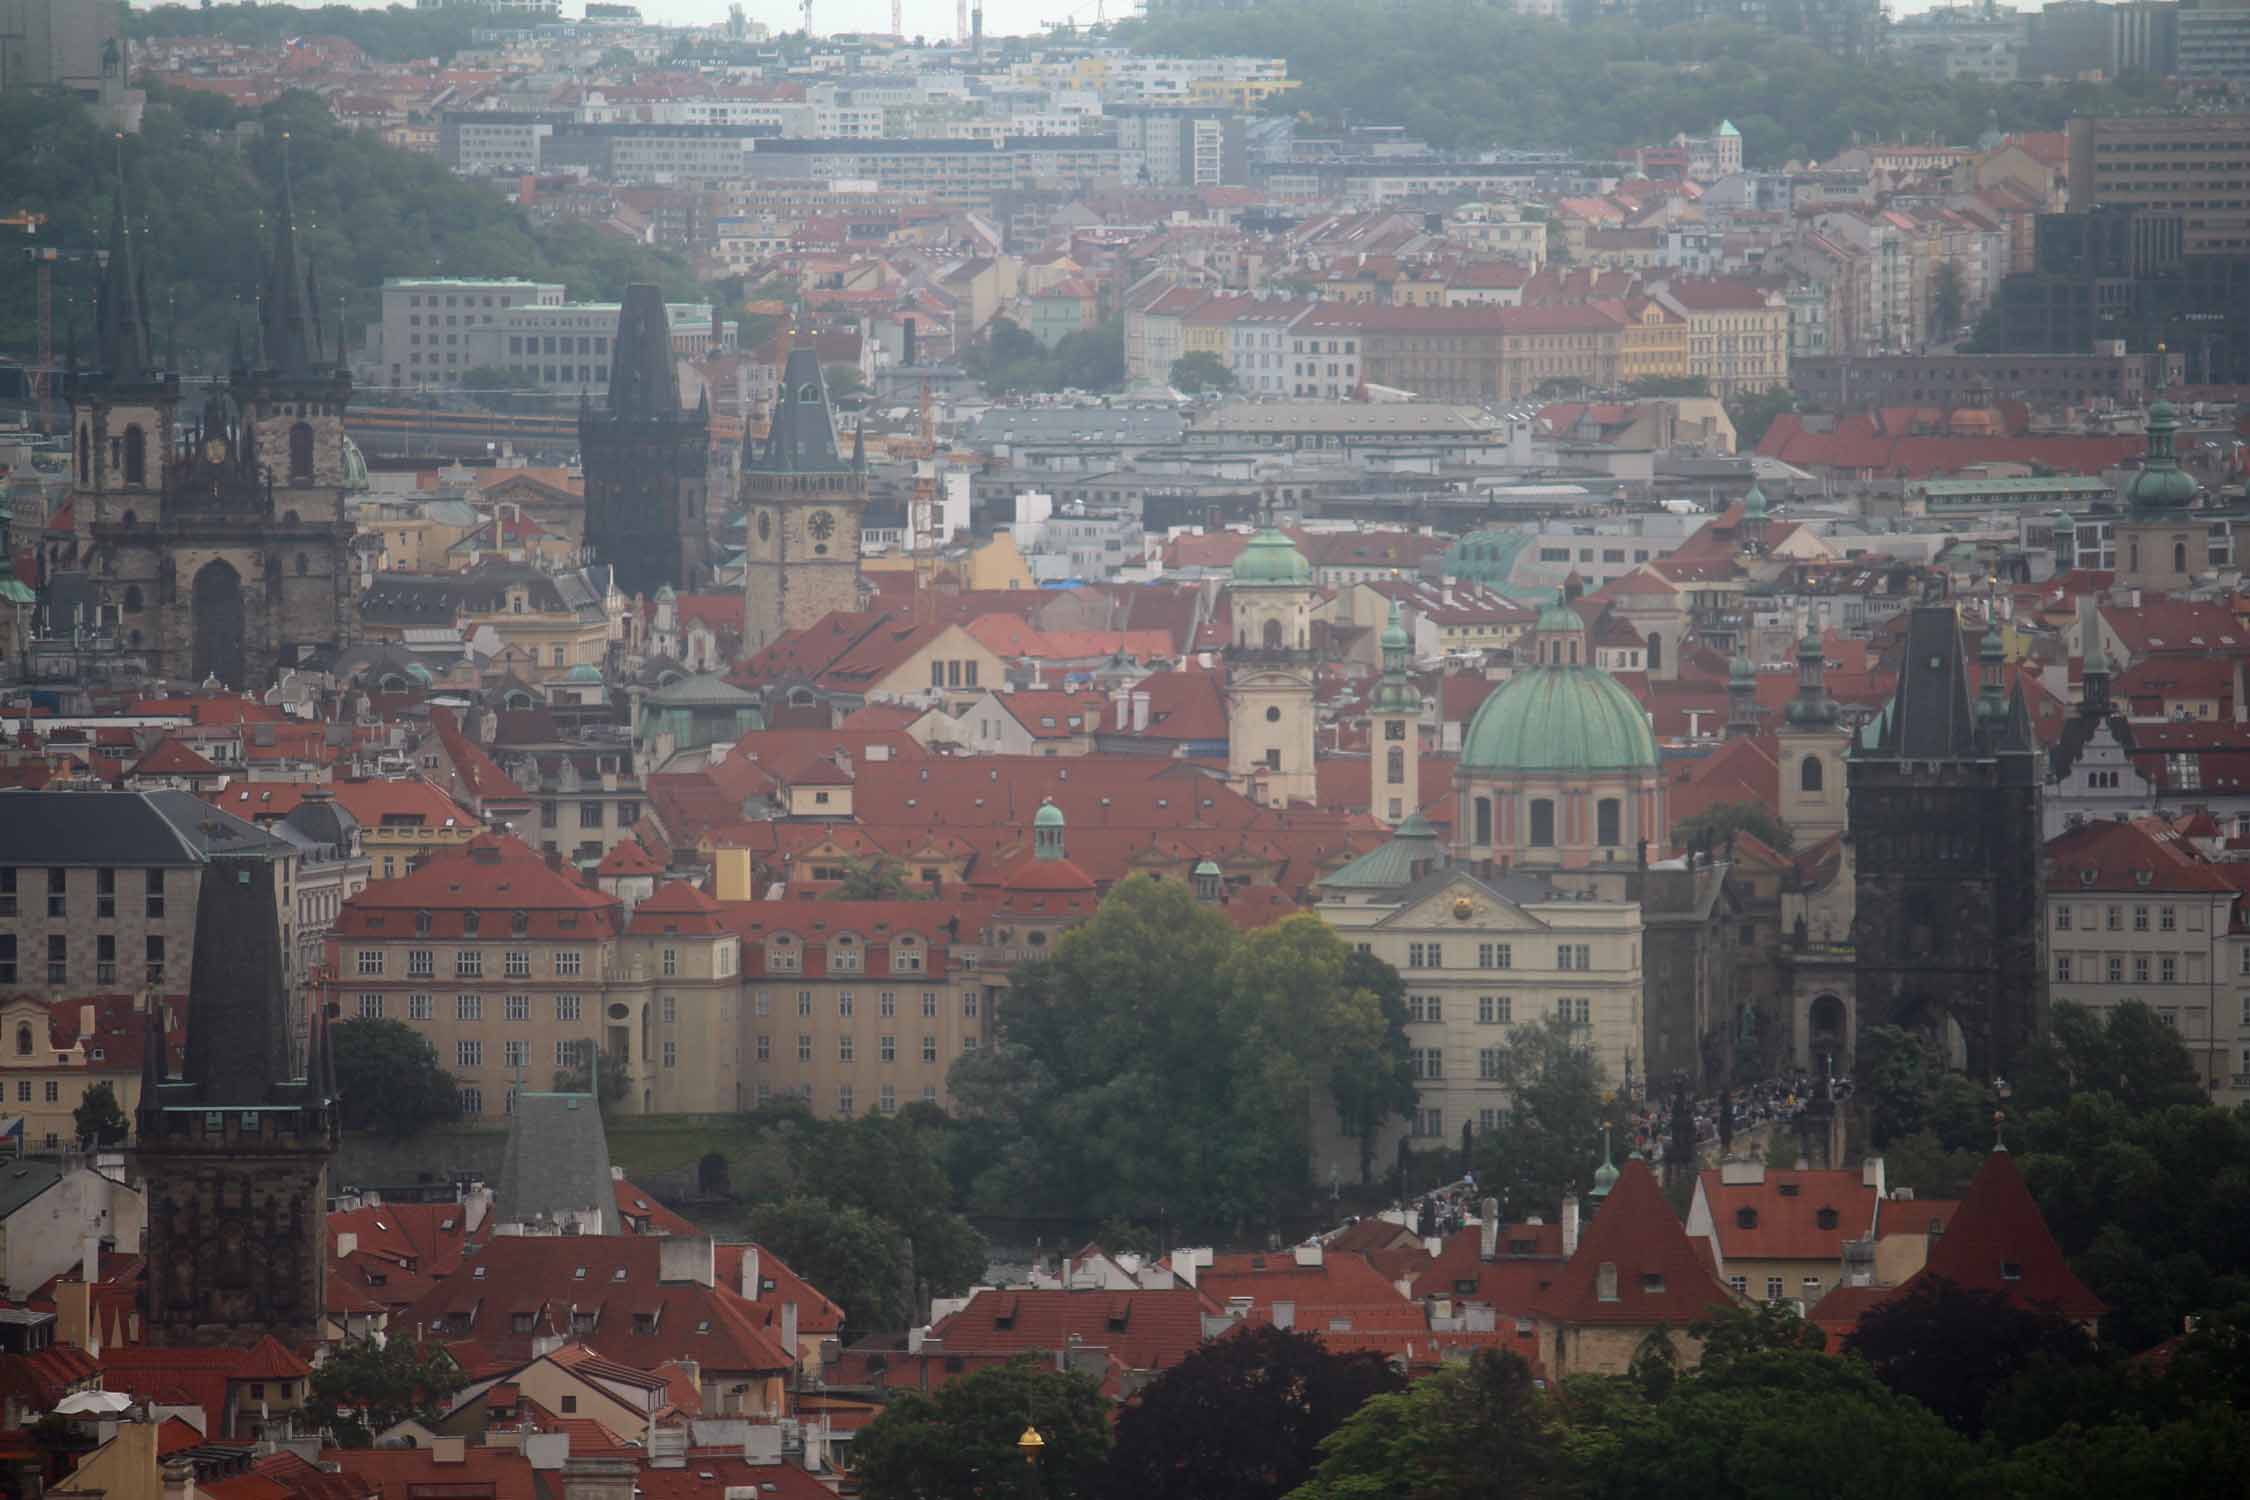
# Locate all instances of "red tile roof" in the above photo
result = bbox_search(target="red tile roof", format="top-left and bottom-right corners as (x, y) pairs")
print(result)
(333, 833), (619, 941)
(925, 1287), (1210, 1373)
(1904, 1150), (2104, 1321)
(1538, 1159), (1737, 1327)
(326, 1445), (538, 1500)
(1694, 1168), (1880, 1263)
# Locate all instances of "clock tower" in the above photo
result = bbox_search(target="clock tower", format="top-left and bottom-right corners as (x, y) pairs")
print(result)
(741, 348), (866, 653)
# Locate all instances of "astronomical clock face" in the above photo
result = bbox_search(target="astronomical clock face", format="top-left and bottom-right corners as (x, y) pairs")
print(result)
(808, 510), (837, 543)
(205, 436), (229, 464)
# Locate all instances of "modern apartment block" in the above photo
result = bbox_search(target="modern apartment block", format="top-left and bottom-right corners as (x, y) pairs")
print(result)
(2066, 113), (2250, 255)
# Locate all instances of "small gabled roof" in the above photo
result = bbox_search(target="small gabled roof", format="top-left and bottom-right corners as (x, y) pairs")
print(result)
(1539, 1159), (1736, 1327)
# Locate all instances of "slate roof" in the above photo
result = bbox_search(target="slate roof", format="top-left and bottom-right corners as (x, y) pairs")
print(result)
(0, 790), (282, 866)
(495, 1091), (620, 1234)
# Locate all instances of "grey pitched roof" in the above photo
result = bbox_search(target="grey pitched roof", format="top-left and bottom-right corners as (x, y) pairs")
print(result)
(0, 1161), (65, 1220)
(967, 406), (1185, 446)
(0, 790), (281, 866)
(1862, 606), (1977, 761)
(494, 1091), (619, 1234)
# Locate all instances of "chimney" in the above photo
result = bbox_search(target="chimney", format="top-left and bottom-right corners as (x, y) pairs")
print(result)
(1132, 690), (1150, 733)
(1291, 1242), (1323, 1268)
(1861, 1156), (1886, 1199)
(431, 1437), (468, 1466)
(81, 1233), (100, 1285)
(1272, 1300), (1295, 1330)
(780, 1300), (799, 1358)
(1561, 1194), (1581, 1259)
(334, 1231), (357, 1261)
(524, 1434), (569, 1471)
(1479, 1197), (1499, 1262)
(161, 1460), (195, 1500)
(1112, 686), (1130, 730)
(659, 1236), (715, 1288)
(739, 1245), (762, 1299)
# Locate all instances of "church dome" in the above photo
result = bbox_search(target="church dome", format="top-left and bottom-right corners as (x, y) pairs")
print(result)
(2126, 399), (2198, 514)
(1231, 527), (1310, 586)
(1461, 664), (1658, 774)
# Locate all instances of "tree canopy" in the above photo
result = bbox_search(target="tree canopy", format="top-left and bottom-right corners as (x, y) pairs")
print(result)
(1468, 1016), (1618, 1222)
(0, 87), (697, 368)
(312, 1338), (464, 1448)
(1126, 3), (2171, 164)
(1169, 350), (1237, 394)
(73, 1082), (128, 1149)
(947, 880), (1402, 1235)
(332, 1018), (458, 1140)
(852, 1356), (1110, 1500)
(1109, 1326), (1403, 1500)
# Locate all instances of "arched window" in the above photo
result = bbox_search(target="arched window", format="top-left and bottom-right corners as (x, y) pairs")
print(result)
(1474, 796), (1493, 846)
(123, 585), (143, 612)
(289, 422), (315, 483)
(1801, 755), (1824, 792)
(2175, 541), (2188, 575)
(1646, 632), (1663, 672)
(1262, 617), (1284, 649)
(13, 1024), (31, 1056)
(1529, 798), (1556, 847)
(77, 425), (89, 482)
(295, 553), (309, 576)
(1596, 798), (1621, 846)
(123, 425), (146, 487)
(1387, 745), (1405, 785)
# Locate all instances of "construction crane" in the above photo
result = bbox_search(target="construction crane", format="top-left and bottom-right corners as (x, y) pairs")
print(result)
(905, 381), (941, 622)
(800, 0), (813, 37)
(957, 0), (968, 45)
(892, 0), (902, 38)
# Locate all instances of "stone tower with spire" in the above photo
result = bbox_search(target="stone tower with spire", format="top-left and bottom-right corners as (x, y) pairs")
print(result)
(84, 137), (356, 688)
(579, 285), (710, 597)
(1848, 604), (2045, 1081)
(1369, 600), (1421, 825)
(740, 348), (866, 653)
(133, 853), (338, 1347)
(1775, 614), (1849, 844)
(1224, 527), (1319, 808)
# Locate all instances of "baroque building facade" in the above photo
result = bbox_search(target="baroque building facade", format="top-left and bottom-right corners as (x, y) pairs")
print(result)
(579, 285), (710, 597)
(76, 165), (355, 689)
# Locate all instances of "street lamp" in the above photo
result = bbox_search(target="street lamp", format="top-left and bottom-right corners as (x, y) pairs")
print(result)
(1017, 1425), (1045, 1500)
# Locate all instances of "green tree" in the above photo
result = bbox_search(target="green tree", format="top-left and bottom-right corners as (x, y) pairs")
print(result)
(823, 856), (925, 900)
(955, 880), (1383, 1234)
(1110, 1326), (1403, 1500)
(1287, 1349), (1560, 1500)
(1469, 1017), (1614, 1223)
(1845, 1277), (2099, 1437)
(596, 45), (637, 70)
(552, 1041), (630, 1115)
(852, 1356), (1110, 1500)
(73, 1082), (129, 1149)
(751, 1195), (913, 1335)
(1970, 1407), (2250, 1499)
(1670, 800), (1792, 855)
(1931, 261), (1966, 336)
(2011, 1000), (2206, 1117)
(312, 1338), (464, 1447)
(1330, 949), (1416, 1186)
(1724, 387), (1798, 450)
(823, 363), (870, 404)
(806, 1112), (988, 1304)
(333, 1019), (459, 1140)
(1053, 319), (1126, 391)
(1169, 350), (1237, 394)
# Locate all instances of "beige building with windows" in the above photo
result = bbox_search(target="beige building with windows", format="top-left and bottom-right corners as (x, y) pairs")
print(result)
(2044, 817), (2249, 1102)
(1317, 815), (1646, 1175)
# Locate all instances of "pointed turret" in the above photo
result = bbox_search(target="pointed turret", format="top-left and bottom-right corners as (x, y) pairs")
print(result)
(95, 145), (155, 386)
(747, 348), (846, 472)
(850, 418), (865, 470)
(1372, 600), (1419, 714)
(1785, 616), (1836, 726)
(258, 135), (325, 378)
(605, 284), (682, 420)
(1726, 649), (1757, 738)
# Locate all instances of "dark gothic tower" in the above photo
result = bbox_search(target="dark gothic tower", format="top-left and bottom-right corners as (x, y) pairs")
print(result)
(1849, 604), (2044, 1082)
(71, 149), (180, 538)
(133, 854), (337, 1347)
(579, 285), (710, 597)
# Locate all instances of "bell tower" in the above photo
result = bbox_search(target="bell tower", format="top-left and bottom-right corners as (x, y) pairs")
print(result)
(1225, 527), (1317, 807)
(741, 349), (866, 652)
(1776, 615), (1848, 843)
(1369, 600), (1420, 825)
(72, 147), (179, 542)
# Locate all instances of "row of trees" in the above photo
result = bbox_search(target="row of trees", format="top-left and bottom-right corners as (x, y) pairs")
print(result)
(0, 87), (697, 374)
(964, 317), (1127, 393)
(1127, 3), (2171, 165)
(850, 1288), (2250, 1500)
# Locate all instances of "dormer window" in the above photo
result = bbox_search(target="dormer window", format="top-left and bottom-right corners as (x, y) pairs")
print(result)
(1816, 1207), (1839, 1231)
(2000, 1261), (2023, 1282)
(415, 910), (433, 936)
(1778, 1182), (1800, 1197)
(612, 1266), (628, 1280)
(473, 1265), (487, 1279)
(512, 910), (529, 936)
(1640, 1273), (1665, 1293)
(573, 1265), (588, 1280)
(1735, 1207), (1758, 1230)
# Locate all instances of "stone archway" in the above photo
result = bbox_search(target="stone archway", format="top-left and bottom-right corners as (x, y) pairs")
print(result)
(1808, 993), (1849, 1071)
(192, 560), (246, 686)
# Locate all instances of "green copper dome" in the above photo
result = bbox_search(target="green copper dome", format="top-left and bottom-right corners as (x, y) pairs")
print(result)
(1231, 528), (1311, 586)
(1730, 650), (1755, 685)
(1034, 800), (1067, 830)
(1535, 600), (1582, 634)
(1742, 482), (1768, 522)
(1461, 665), (1658, 773)
(1380, 602), (1409, 653)
(2126, 399), (2197, 514)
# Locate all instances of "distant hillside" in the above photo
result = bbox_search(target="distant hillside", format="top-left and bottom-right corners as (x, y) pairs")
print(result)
(1123, 2), (2172, 164)
(0, 85), (698, 375)
(127, 3), (489, 64)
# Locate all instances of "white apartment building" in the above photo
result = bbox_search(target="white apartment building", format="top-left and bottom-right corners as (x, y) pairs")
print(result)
(370, 277), (566, 393)
(465, 301), (729, 395)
